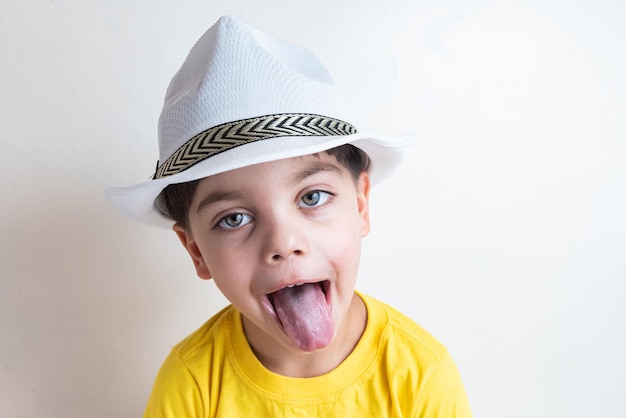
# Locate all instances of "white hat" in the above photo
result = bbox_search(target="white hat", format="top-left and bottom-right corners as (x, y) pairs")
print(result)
(105, 16), (414, 228)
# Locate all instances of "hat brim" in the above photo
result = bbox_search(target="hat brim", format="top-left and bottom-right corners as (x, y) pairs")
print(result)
(105, 132), (414, 229)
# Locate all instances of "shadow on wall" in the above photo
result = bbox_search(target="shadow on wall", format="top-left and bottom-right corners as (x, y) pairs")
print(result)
(1, 189), (221, 417)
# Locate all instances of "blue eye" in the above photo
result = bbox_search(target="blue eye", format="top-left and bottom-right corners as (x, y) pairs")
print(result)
(217, 213), (252, 229)
(299, 190), (331, 208)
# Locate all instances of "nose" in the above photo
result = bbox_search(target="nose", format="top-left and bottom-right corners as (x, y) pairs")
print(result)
(261, 214), (309, 263)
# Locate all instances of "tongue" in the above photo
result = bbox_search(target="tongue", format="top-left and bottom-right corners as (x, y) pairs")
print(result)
(272, 283), (333, 352)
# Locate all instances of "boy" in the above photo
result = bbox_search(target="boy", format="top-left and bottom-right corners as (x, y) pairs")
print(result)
(107, 15), (472, 417)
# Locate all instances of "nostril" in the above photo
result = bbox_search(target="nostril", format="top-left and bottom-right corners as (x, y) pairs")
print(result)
(270, 249), (303, 261)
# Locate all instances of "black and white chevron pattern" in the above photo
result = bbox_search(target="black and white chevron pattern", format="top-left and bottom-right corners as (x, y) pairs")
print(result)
(154, 113), (357, 179)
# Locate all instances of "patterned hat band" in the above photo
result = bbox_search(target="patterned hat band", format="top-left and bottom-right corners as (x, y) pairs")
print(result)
(154, 113), (358, 179)
(106, 16), (413, 229)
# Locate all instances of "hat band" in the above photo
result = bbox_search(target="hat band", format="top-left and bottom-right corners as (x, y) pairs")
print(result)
(154, 113), (357, 179)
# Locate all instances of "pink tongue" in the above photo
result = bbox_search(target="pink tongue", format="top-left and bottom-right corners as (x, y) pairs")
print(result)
(272, 283), (333, 352)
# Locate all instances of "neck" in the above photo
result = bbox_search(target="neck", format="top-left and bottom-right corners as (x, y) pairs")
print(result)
(243, 293), (367, 378)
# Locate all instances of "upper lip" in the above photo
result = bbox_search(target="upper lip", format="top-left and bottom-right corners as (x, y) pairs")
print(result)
(265, 279), (327, 295)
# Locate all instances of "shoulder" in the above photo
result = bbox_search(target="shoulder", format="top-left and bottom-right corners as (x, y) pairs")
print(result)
(152, 304), (235, 394)
(360, 293), (473, 417)
(143, 305), (235, 417)
(362, 293), (449, 363)
(170, 304), (235, 363)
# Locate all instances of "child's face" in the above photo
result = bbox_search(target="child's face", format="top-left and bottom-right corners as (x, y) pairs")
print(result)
(174, 152), (371, 357)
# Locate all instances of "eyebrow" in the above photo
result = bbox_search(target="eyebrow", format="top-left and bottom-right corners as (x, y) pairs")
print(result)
(194, 161), (344, 214)
(289, 161), (344, 186)
(195, 190), (244, 215)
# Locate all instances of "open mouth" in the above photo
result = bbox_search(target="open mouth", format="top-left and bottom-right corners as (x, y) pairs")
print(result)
(265, 280), (333, 352)
(267, 280), (329, 312)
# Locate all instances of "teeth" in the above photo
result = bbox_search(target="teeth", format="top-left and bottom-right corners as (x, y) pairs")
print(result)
(287, 283), (305, 288)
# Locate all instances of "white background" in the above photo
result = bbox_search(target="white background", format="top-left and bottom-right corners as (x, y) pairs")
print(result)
(1, 1), (624, 417)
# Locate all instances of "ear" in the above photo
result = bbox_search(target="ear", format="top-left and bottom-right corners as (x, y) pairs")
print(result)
(356, 172), (371, 237)
(173, 224), (212, 280)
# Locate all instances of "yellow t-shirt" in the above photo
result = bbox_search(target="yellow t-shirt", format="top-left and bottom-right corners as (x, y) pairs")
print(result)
(144, 293), (472, 417)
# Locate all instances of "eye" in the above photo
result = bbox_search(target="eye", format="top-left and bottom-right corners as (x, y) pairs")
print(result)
(217, 213), (252, 229)
(298, 190), (331, 208)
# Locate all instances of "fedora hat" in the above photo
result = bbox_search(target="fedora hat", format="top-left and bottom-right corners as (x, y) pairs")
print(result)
(105, 16), (414, 228)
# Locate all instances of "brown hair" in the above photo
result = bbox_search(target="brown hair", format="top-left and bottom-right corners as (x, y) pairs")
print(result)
(160, 144), (370, 229)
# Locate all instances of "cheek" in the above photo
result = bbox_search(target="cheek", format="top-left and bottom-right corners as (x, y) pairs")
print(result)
(210, 265), (253, 305)
(204, 249), (250, 290)
(324, 222), (362, 268)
